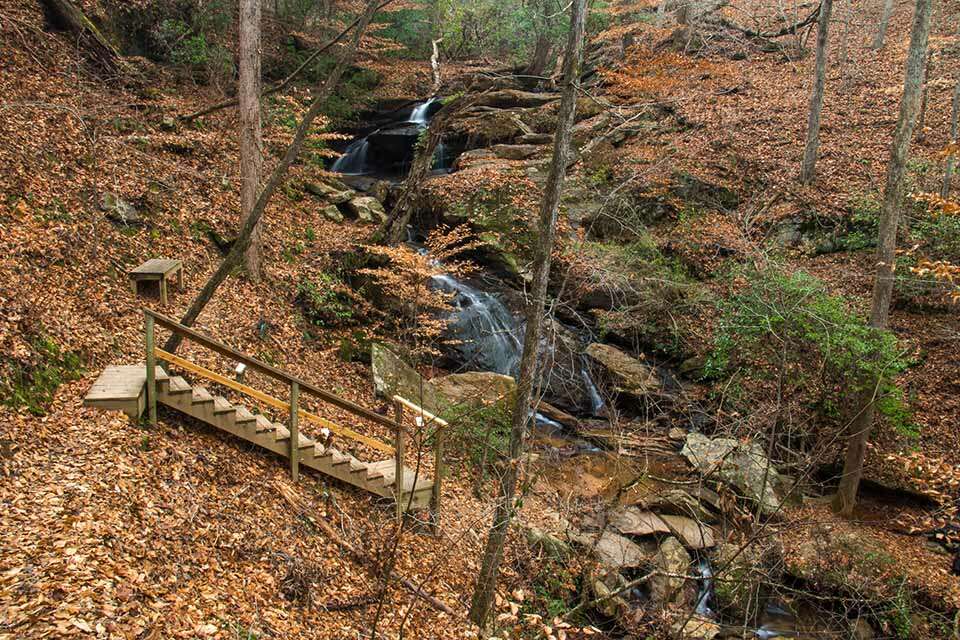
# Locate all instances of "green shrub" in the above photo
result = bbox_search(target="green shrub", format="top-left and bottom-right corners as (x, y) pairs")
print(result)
(705, 266), (915, 436)
(441, 401), (513, 469)
(296, 273), (356, 328)
(1, 336), (83, 416)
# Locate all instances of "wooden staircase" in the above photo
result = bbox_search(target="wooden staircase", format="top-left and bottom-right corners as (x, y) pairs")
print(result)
(83, 310), (444, 517)
(85, 364), (434, 510)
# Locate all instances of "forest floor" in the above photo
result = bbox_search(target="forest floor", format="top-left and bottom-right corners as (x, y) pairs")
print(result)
(1, 0), (960, 638)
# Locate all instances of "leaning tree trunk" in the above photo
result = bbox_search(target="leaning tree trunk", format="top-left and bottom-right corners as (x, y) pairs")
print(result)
(872, 0), (895, 49)
(239, 0), (263, 281)
(833, 0), (933, 516)
(41, 0), (120, 67)
(800, 0), (835, 184)
(162, 0), (382, 355)
(467, 0), (588, 628)
(941, 78), (959, 198)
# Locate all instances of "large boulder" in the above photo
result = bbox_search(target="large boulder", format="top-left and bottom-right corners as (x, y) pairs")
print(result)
(370, 344), (439, 411)
(680, 432), (788, 516)
(712, 540), (781, 624)
(305, 180), (353, 204)
(347, 196), (387, 224)
(365, 123), (422, 166)
(432, 371), (516, 408)
(99, 192), (140, 224)
(585, 343), (661, 398)
(650, 536), (693, 606)
(492, 144), (542, 160)
(607, 507), (715, 550)
(572, 529), (649, 571)
(473, 89), (559, 109)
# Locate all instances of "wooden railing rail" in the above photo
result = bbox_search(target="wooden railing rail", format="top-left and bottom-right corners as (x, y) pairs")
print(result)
(143, 310), (443, 525)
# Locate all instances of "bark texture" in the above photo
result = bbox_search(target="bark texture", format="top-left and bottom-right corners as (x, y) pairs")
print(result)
(239, 0), (263, 281)
(800, 0), (834, 184)
(942, 78), (960, 198)
(467, 0), (588, 627)
(872, 0), (896, 49)
(833, 0), (934, 516)
(163, 0), (382, 355)
(41, 0), (120, 67)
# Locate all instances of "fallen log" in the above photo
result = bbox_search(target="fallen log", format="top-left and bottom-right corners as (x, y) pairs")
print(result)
(41, 0), (120, 67)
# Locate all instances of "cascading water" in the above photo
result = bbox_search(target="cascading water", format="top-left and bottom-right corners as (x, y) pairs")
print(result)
(430, 273), (522, 376)
(331, 138), (370, 174)
(332, 97), (449, 176)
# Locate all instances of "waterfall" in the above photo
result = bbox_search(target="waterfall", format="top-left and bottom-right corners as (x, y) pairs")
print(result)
(409, 97), (438, 124)
(430, 274), (522, 375)
(331, 138), (370, 174)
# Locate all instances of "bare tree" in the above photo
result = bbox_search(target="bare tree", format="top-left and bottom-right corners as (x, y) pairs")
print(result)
(239, 0), (263, 280)
(163, 0), (383, 355)
(871, 0), (896, 49)
(800, 0), (835, 184)
(942, 77), (960, 198)
(467, 0), (588, 627)
(833, 0), (934, 516)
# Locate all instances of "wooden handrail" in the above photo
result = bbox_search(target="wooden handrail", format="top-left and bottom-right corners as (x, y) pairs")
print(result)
(145, 309), (399, 431)
(156, 349), (395, 454)
(392, 395), (448, 428)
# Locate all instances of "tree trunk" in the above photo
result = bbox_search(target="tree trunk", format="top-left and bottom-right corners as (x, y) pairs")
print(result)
(916, 50), (932, 142)
(162, 0), (382, 355)
(467, 0), (588, 628)
(872, 0), (895, 49)
(833, 0), (933, 516)
(239, 0), (263, 281)
(800, 0), (834, 184)
(942, 78), (960, 198)
(41, 0), (120, 67)
(430, 38), (443, 93)
(525, 33), (552, 77)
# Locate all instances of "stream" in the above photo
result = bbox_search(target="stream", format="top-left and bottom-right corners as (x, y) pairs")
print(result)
(332, 98), (834, 638)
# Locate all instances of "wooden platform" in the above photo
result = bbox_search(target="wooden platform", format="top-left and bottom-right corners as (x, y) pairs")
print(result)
(83, 365), (433, 510)
(129, 259), (183, 305)
(83, 365), (168, 418)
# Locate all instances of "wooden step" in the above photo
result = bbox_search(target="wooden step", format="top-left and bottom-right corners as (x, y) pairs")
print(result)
(212, 396), (235, 415)
(234, 406), (256, 426)
(365, 460), (395, 482)
(254, 415), (275, 433)
(191, 386), (214, 404)
(83, 365), (169, 419)
(167, 376), (191, 395)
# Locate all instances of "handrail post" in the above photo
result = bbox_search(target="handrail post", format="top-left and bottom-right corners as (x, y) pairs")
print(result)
(431, 424), (442, 534)
(289, 381), (300, 483)
(144, 312), (157, 426)
(394, 398), (404, 521)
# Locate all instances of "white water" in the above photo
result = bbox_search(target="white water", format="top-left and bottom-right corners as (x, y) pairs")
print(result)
(331, 138), (370, 174)
(409, 97), (438, 124)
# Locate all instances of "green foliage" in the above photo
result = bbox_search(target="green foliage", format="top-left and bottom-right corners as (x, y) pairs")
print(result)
(1, 336), (83, 416)
(297, 273), (356, 328)
(705, 266), (915, 435)
(442, 401), (512, 469)
(836, 193), (881, 251)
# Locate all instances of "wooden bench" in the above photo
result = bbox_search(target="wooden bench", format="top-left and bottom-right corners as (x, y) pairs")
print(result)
(129, 259), (183, 306)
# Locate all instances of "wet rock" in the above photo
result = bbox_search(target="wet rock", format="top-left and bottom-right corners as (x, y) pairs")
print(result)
(518, 133), (554, 144)
(672, 615), (720, 640)
(492, 143), (542, 160)
(305, 180), (353, 204)
(521, 524), (571, 561)
(370, 343), (439, 411)
(589, 569), (632, 620)
(585, 343), (661, 398)
(433, 371), (516, 408)
(607, 507), (715, 550)
(713, 541), (780, 623)
(572, 529), (648, 570)
(474, 89), (559, 109)
(631, 489), (716, 524)
(348, 196), (387, 224)
(536, 401), (580, 430)
(321, 205), (344, 223)
(681, 432), (787, 516)
(452, 148), (497, 170)
(650, 536), (693, 606)
(99, 192), (140, 224)
(451, 109), (528, 147)
(366, 123), (423, 165)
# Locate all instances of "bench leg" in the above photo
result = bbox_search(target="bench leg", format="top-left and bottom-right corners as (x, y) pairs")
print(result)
(160, 279), (168, 306)
(177, 267), (184, 290)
